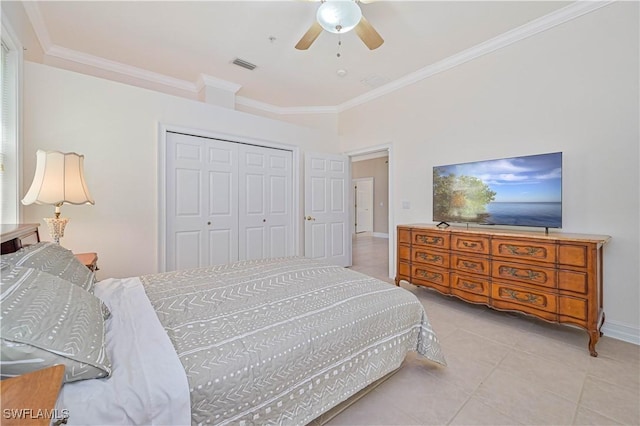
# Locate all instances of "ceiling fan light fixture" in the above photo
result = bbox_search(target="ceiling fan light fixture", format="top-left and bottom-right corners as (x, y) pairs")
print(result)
(316, 0), (362, 34)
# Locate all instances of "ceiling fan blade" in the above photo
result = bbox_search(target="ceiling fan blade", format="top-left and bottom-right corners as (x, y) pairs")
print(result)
(295, 21), (323, 50)
(354, 16), (384, 50)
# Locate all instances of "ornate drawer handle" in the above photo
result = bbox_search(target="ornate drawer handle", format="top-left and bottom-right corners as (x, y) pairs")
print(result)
(499, 266), (542, 281)
(460, 281), (478, 290)
(462, 241), (478, 248)
(416, 269), (442, 281)
(500, 288), (543, 306)
(462, 261), (478, 269)
(416, 235), (443, 245)
(502, 244), (545, 257)
(417, 252), (442, 263)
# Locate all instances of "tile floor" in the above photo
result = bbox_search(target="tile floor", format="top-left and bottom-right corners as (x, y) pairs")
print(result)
(330, 234), (640, 426)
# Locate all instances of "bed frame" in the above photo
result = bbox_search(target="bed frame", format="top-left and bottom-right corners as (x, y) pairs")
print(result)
(1, 222), (402, 424)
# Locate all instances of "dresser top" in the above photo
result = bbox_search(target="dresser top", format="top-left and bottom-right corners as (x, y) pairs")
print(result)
(399, 223), (611, 245)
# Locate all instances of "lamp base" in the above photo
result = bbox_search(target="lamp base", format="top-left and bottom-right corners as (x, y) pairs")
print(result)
(44, 217), (69, 245)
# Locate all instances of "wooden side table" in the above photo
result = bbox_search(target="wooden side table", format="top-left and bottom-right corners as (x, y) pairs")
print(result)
(0, 364), (66, 426)
(74, 252), (99, 272)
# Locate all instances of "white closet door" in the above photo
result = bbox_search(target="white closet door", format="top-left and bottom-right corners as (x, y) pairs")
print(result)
(204, 139), (239, 265)
(239, 144), (293, 260)
(166, 132), (238, 271)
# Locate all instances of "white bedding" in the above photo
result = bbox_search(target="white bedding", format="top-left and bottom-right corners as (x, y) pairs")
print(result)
(56, 277), (191, 425)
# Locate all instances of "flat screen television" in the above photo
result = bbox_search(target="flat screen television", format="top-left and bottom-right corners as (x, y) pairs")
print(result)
(433, 152), (562, 229)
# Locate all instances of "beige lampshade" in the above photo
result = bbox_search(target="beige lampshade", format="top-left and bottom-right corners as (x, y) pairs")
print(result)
(22, 150), (94, 206)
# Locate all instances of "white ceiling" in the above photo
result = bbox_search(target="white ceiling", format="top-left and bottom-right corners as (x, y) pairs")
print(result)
(25, 1), (575, 110)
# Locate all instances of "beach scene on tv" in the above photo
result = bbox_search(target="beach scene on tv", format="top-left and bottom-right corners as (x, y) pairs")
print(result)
(433, 152), (562, 228)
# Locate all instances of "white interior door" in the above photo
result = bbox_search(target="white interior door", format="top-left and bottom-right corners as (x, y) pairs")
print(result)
(239, 144), (293, 260)
(304, 152), (351, 267)
(166, 132), (238, 271)
(354, 178), (374, 233)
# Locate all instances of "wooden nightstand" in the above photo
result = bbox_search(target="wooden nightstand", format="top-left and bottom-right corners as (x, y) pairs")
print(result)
(0, 364), (66, 426)
(74, 252), (99, 272)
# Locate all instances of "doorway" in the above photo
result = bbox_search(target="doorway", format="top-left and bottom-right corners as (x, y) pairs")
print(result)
(349, 149), (391, 280)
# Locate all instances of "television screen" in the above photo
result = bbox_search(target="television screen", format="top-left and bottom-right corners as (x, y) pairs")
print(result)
(433, 152), (562, 228)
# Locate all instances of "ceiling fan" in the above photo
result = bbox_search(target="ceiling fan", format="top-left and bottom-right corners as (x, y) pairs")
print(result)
(295, 0), (384, 51)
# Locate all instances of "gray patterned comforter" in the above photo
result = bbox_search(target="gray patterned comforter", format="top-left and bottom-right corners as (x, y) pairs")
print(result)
(140, 257), (445, 425)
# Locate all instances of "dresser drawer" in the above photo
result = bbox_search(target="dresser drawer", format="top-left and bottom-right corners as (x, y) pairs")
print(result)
(558, 243), (590, 268)
(451, 272), (490, 296)
(412, 248), (450, 268)
(558, 269), (589, 294)
(398, 227), (411, 245)
(492, 259), (557, 289)
(492, 281), (557, 318)
(559, 296), (588, 322)
(451, 233), (490, 255)
(397, 261), (410, 279)
(412, 264), (449, 288)
(492, 238), (556, 264)
(451, 253), (490, 276)
(398, 245), (411, 262)
(412, 230), (449, 250)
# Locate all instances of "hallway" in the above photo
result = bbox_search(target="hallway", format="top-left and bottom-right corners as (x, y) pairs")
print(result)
(350, 234), (391, 283)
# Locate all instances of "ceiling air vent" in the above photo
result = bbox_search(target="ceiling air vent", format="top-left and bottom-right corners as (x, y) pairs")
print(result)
(360, 74), (389, 88)
(232, 58), (257, 71)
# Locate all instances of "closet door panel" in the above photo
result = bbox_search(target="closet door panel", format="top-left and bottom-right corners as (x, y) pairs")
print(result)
(167, 133), (238, 271)
(239, 145), (292, 260)
(209, 229), (232, 265)
(205, 142), (239, 265)
(175, 231), (201, 271)
(245, 227), (266, 260)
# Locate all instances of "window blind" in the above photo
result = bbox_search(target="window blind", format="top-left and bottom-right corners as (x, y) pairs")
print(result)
(1, 39), (19, 224)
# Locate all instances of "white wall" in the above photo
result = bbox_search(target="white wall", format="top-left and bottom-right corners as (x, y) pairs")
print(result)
(22, 62), (340, 279)
(338, 2), (639, 342)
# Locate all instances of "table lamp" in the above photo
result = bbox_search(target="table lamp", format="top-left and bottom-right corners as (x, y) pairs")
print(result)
(22, 150), (94, 244)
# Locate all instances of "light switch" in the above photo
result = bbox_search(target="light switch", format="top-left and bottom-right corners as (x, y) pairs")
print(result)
(402, 200), (410, 209)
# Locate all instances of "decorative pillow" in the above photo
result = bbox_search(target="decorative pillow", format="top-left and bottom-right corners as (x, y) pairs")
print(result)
(1, 242), (96, 293)
(0, 263), (111, 383)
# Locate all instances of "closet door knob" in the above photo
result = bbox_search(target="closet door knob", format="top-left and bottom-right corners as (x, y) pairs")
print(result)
(207, 221), (211, 225)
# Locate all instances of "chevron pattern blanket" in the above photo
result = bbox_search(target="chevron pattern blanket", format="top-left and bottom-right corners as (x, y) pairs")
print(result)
(141, 257), (445, 425)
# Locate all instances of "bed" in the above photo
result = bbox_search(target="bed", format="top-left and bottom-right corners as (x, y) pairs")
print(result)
(0, 226), (446, 425)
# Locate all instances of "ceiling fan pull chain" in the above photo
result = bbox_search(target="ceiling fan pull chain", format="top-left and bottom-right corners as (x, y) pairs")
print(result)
(337, 34), (342, 58)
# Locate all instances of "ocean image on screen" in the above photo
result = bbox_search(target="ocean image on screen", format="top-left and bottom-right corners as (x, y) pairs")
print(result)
(433, 152), (562, 228)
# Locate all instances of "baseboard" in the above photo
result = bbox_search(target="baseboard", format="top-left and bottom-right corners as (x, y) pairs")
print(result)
(601, 320), (640, 345)
(372, 232), (389, 239)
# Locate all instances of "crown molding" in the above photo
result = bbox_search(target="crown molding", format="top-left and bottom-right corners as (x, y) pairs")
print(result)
(21, 0), (52, 50)
(24, 0), (614, 116)
(236, 96), (338, 115)
(46, 45), (198, 93)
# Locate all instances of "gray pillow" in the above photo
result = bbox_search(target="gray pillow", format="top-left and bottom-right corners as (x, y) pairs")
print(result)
(0, 263), (111, 383)
(1, 241), (96, 293)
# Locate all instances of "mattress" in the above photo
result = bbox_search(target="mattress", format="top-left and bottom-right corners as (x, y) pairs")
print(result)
(140, 257), (446, 425)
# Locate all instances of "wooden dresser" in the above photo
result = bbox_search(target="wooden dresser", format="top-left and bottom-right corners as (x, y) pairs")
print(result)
(396, 224), (611, 356)
(1, 223), (40, 254)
